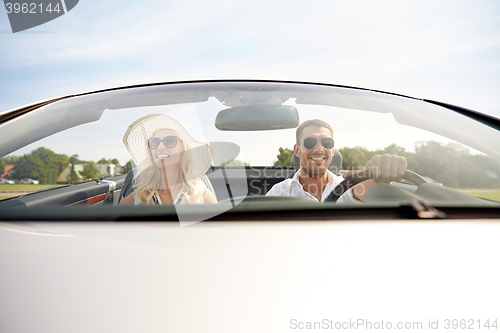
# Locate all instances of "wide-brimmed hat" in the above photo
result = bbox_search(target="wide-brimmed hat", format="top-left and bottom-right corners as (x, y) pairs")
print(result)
(123, 114), (212, 180)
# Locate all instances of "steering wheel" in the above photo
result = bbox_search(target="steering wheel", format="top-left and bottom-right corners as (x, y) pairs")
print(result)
(325, 168), (428, 202)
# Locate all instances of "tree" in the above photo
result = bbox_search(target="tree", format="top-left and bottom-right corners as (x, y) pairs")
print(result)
(81, 161), (100, 180)
(68, 154), (84, 184)
(413, 141), (467, 188)
(372, 144), (419, 174)
(0, 159), (5, 177)
(13, 147), (69, 184)
(460, 154), (500, 188)
(69, 154), (83, 165)
(111, 158), (119, 165)
(69, 164), (81, 184)
(273, 147), (294, 166)
(339, 146), (371, 170)
(97, 158), (110, 164)
(221, 159), (250, 166)
(123, 160), (133, 174)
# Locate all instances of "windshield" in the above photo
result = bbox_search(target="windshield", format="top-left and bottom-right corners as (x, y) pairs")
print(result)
(1, 81), (499, 217)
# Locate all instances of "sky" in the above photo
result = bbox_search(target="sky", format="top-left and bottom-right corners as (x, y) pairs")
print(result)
(1, 0), (499, 114)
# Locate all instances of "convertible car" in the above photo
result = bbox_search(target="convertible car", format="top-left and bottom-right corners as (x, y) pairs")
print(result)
(0, 81), (499, 332)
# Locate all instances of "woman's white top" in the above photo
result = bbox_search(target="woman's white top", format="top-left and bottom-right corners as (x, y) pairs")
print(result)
(134, 181), (206, 205)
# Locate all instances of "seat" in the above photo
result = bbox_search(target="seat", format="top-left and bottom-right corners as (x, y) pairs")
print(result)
(117, 168), (216, 203)
(286, 149), (343, 179)
(118, 168), (137, 203)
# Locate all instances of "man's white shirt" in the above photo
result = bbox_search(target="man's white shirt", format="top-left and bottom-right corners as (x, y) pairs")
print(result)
(265, 170), (358, 204)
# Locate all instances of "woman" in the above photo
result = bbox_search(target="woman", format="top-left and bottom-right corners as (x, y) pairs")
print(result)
(120, 114), (217, 205)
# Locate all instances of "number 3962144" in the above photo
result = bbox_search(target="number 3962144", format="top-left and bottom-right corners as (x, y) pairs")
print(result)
(5, 2), (62, 14)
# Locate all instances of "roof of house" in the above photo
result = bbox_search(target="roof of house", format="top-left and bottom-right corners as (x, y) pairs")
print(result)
(1, 164), (14, 178)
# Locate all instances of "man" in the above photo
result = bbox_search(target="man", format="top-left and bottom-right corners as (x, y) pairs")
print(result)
(266, 119), (407, 203)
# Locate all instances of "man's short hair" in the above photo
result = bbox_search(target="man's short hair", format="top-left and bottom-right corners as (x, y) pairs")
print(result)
(296, 119), (333, 144)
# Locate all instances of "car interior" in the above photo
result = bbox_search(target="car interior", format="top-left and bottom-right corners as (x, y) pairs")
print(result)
(1, 81), (500, 220)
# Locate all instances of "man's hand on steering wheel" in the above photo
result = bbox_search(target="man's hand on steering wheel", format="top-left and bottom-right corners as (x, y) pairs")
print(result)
(365, 154), (407, 184)
(326, 154), (428, 203)
(352, 154), (407, 201)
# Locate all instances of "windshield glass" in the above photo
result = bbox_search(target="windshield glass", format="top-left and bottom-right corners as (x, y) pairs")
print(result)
(1, 81), (499, 215)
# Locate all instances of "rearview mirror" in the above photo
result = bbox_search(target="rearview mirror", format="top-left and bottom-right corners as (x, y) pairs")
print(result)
(215, 105), (299, 131)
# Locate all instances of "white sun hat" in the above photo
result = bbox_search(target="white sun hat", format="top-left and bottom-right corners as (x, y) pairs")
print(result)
(123, 114), (212, 180)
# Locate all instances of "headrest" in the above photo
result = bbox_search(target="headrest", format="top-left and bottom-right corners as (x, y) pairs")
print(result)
(291, 149), (343, 176)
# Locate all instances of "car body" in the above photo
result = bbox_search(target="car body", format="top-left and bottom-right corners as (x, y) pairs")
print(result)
(19, 178), (40, 184)
(0, 81), (499, 332)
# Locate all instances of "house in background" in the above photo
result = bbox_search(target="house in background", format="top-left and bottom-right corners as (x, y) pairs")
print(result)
(57, 164), (85, 183)
(1, 164), (15, 180)
(96, 163), (123, 176)
(57, 165), (71, 182)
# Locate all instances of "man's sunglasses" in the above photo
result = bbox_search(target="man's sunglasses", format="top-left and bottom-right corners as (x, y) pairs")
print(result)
(148, 136), (181, 150)
(301, 137), (334, 150)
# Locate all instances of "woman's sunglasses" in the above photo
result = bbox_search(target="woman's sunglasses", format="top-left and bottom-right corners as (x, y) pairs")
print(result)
(301, 137), (334, 150)
(148, 136), (181, 150)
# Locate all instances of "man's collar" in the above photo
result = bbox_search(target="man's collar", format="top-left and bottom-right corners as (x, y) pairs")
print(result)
(293, 168), (334, 185)
(291, 170), (301, 184)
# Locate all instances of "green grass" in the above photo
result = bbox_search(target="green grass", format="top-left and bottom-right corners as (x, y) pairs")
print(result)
(0, 184), (65, 200)
(456, 188), (500, 202)
(0, 184), (59, 191)
(467, 191), (500, 202)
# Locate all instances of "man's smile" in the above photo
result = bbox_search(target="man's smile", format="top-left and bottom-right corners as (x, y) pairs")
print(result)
(310, 155), (327, 162)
